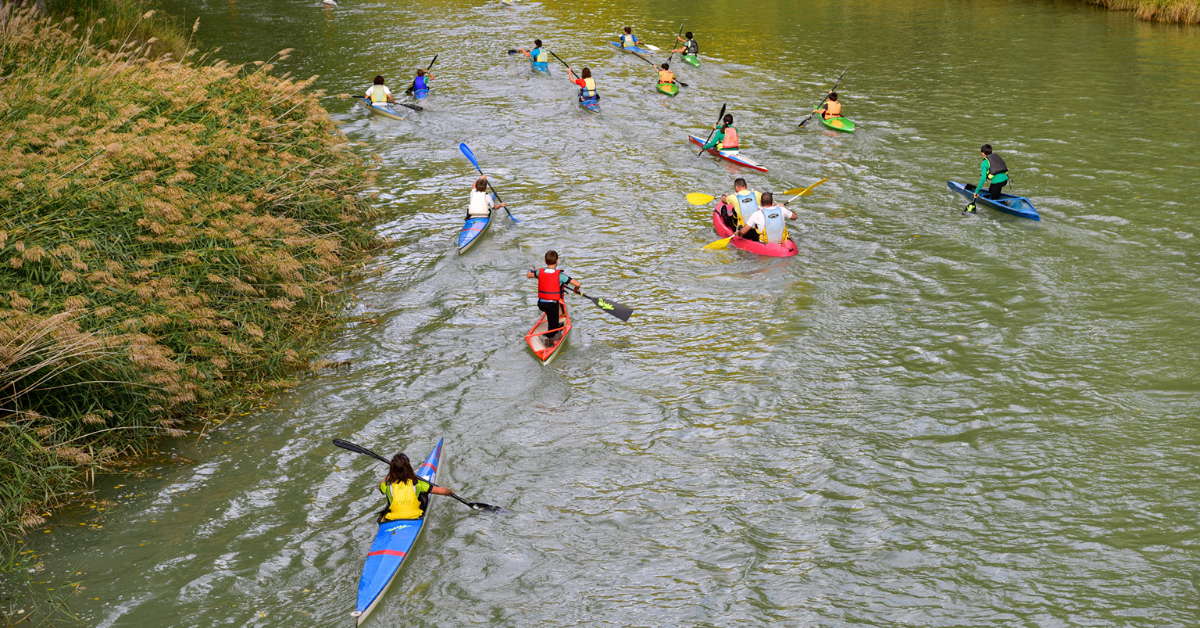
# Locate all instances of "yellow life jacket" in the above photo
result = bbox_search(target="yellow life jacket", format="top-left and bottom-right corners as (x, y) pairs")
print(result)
(380, 479), (428, 520)
(369, 85), (389, 103)
(581, 77), (597, 99)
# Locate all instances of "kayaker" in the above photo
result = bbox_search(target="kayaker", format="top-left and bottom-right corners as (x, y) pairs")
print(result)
(671, 32), (699, 56)
(657, 62), (676, 87)
(719, 178), (762, 231)
(702, 113), (739, 151)
(519, 39), (550, 73)
(620, 26), (640, 49)
(815, 92), (842, 120)
(405, 69), (432, 96)
(968, 144), (1010, 213)
(379, 452), (455, 521)
(737, 192), (797, 244)
(567, 67), (600, 102)
(365, 76), (395, 105)
(526, 250), (580, 344)
(468, 176), (505, 218)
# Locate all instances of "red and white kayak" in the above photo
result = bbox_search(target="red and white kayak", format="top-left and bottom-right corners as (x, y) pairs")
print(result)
(688, 134), (768, 173)
(713, 204), (797, 257)
(525, 302), (571, 364)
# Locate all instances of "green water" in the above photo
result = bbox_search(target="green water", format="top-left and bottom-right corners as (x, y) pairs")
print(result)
(9, 0), (1200, 625)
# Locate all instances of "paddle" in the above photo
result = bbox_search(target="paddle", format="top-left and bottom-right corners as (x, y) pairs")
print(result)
(567, 287), (634, 321)
(687, 184), (825, 206)
(697, 104), (727, 156)
(798, 66), (849, 128)
(459, 143), (521, 223)
(405, 54), (439, 95)
(625, 50), (688, 87)
(332, 439), (506, 513)
(700, 179), (828, 249)
(666, 23), (684, 63)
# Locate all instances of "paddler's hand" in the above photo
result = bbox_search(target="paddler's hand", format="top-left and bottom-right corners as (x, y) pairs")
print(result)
(720, 194), (729, 203)
(496, 202), (505, 208)
(573, 286), (581, 294)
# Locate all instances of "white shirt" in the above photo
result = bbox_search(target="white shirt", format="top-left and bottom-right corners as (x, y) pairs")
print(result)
(365, 85), (392, 101)
(468, 190), (494, 217)
(744, 205), (797, 240)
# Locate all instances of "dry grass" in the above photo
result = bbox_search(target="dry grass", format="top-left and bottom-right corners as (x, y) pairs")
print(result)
(0, 3), (381, 560)
(1086, 0), (1200, 23)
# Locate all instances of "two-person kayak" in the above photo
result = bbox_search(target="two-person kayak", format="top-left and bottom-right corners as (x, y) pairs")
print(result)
(688, 135), (768, 173)
(352, 439), (443, 625)
(712, 204), (797, 257)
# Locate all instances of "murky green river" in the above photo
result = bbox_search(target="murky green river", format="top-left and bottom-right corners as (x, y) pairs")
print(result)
(10, 0), (1200, 625)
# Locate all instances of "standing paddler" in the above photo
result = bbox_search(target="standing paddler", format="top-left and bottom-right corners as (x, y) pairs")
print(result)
(965, 144), (1010, 213)
(527, 250), (581, 345)
(701, 113), (739, 152)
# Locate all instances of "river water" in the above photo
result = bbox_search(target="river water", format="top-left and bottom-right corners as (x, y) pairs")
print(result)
(12, 0), (1200, 625)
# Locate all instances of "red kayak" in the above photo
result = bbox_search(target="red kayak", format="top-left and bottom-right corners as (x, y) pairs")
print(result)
(525, 303), (571, 364)
(712, 204), (797, 257)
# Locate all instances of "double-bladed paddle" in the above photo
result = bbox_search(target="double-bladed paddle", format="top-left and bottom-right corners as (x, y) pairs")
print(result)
(798, 66), (849, 128)
(697, 104), (726, 156)
(699, 179), (829, 250)
(405, 54), (439, 95)
(459, 143), (520, 223)
(332, 439), (507, 513)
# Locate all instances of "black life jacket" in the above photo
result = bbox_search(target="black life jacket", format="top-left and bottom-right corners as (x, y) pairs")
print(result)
(685, 40), (698, 54)
(985, 153), (1008, 176)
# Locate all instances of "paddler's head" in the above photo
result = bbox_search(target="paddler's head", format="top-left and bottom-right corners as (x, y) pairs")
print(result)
(385, 453), (418, 484)
(624, 27), (632, 34)
(373, 75), (385, 85)
(685, 32), (693, 40)
(828, 92), (838, 101)
(534, 39), (542, 48)
(474, 178), (487, 192)
(981, 144), (993, 156)
(416, 69), (426, 77)
(661, 63), (669, 71)
(545, 250), (559, 266)
(723, 114), (733, 126)
(580, 67), (592, 79)
(733, 178), (748, 192)
(761, 192), (775, 206)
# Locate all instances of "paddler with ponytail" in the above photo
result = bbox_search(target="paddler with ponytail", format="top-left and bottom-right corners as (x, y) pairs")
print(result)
(378, 453), (455, 521)
(519, 39), (550, 74)
(814, 91), (843, 120)
(701, 113), (739, 151)
(966, 144), (1010, 213)
(736, 192), (798, 245)
(567, 66), (600, 103)
(526, 250), (580, 345)
(718, 177), (762, 232)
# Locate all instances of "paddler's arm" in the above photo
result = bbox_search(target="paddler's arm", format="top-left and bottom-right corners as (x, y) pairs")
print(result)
(976, 159), (989, 194)
(703, 126), (725, 150)
(430, 486), (454, 496)
(527, 268), (538, 278)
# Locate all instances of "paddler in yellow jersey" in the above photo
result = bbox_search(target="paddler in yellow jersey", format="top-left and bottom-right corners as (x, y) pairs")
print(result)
(718, 178), (762, 232)
(815, 91), (842, 119)
(364, 75), (395, 105)
(379, 452), (455, 521)
(702, 113), (739, 151)
(656, 62), (676, 88)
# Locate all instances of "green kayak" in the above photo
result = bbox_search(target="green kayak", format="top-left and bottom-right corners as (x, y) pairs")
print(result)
(656, 82), (679, 97)
(820, 116), (855, 133)
(682, 54), (700, 68)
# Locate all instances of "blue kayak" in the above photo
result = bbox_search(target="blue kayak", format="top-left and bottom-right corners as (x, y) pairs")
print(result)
(458, 194), (495, 254)
(579, 97), (600, 114)
(532, 60), (550, 77)
(609, 41), (652, 56)
(947, 181), (1040, 221)
(413, 78), (431, 100)
(352, 438), (443, 625)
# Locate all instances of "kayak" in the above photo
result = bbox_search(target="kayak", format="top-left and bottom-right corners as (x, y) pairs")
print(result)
(578, 97), (600, 114)
(687, 134), (768, 173)
(352, 438), (443, 625)
(609, 41), (652, 56)
(531, 60), (550, 77)
(656, 82), (679, 97)
(947, 181), (1041, 221)
(682, 54), (700, 68)
(820, 116), (855, 133)
(414, 83), (430, 100)
(526, 302), (571, 364)
(458, 194), (495, 254)
(712, 205), (797, 257)
(356, 96), (404, 121)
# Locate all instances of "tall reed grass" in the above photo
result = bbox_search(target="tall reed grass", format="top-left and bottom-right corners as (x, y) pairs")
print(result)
(1086, 0), (1200, 23)
(0, 3), (380, 566)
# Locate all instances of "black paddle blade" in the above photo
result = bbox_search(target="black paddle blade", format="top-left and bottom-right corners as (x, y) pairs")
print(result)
(332, 439), (390, 465)
(584, 294), (634, 321)
(398, 103), (423, 112)
(469, 501), (509, 514)
(507, 49), (519, 55)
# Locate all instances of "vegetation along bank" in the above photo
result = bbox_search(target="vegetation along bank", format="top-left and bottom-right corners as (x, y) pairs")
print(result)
(0, 1), (382, 571)
(1085, 0), (1200, 24)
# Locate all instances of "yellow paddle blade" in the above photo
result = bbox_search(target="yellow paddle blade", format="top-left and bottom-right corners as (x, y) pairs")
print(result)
(687, 193), (715, 206)
(702, 236), (734, 250)
(800, 177), (829, 194)
(781, 187), (807, 196)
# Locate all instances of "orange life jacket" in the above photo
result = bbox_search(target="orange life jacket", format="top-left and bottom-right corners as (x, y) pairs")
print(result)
(721, 126), (739, 150)
(825, 100), (842, 118)
(537, 268), (563, 302)
(658, 69), (674, 84)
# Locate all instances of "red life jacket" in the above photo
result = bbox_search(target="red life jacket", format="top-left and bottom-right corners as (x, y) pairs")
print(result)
(537, 268), (563, 301)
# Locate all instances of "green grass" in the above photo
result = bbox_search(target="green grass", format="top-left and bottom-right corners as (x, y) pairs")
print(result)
(0, 1), (382, 570)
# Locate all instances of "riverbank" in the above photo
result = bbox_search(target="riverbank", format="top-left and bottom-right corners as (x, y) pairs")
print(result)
(1086, 0), (1200, 23)
(0, 1), (381, 571)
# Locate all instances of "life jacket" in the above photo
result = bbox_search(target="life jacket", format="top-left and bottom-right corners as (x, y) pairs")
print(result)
(369, 85), (388, 103)
(984, 154), (1008, 179)
(532, 48), (548, 63)
(734, 190), (758, 226)
(721, 126), (739, 150)
(825, 100), (842, 118)
(758, 205), (788, 245)
(380, 479), (425, 520)
(414, 75), (429, 91)
(658, 69), (675, 84)
(684, 39), (698, 55)
(580, 77), (598, 100)
(537, 268), (564, 302)
(621, 34), (636, 48)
